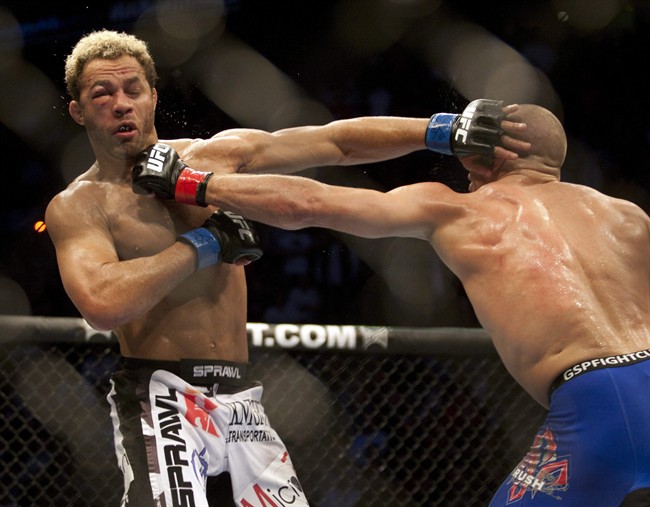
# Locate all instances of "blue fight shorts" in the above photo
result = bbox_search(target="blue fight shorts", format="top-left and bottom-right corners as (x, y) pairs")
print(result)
(490, 349), (650, 506)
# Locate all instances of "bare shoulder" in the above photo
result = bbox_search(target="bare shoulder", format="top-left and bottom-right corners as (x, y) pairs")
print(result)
(392, 181), (468, 213)
(45, 180), (107, 236)
(609, 194), (650, 241)
(161, 138), (195, 153)
(568, 182), (649, 225)
(609, 192), (650, 220)
(163, 127), (267, 151)
(47, 180), (99, 217)
(388, 182), (489, 236)
(161, 132), (261, 174)
(456, 182), (523, 218)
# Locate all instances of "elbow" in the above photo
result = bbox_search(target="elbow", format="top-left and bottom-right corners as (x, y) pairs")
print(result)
(83, 315), (118, 333)
(279, 197), (323, 230)
(80, 308), (120, 332)
(74, 294), (125, 332)
(83, 316), (115, 333)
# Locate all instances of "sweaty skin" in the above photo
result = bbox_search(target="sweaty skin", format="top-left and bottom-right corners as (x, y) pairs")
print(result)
(436, 175), (650, 407)
(46, 56), (246, 361)
(46, 55), (526, 366)
(192, 106), (650, 408)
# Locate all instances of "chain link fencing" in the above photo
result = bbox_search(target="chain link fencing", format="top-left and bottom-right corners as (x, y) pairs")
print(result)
(0, 317), (545, 506)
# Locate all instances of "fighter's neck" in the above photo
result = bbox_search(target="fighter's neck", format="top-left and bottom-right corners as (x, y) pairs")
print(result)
(496, 168), (560, 186)
(86, 159), (133, 183)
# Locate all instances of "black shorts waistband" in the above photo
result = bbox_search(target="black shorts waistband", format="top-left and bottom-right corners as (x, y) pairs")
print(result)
(122, 357), (250, 387)
(550, 348), (650, 394)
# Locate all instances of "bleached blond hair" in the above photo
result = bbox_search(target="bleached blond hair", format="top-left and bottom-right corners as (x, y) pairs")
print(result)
(64, 29), (157, 101)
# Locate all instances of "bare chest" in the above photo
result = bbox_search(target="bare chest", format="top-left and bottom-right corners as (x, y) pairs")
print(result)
(101, 186), (211, 261)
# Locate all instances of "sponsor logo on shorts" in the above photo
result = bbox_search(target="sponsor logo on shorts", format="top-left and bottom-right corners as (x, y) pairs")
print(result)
(506, 427), (569, 503)
(225, 399), (277, 444)
(562, 349), (650, 382)
(191, 447), (209, 486)
(192, 364), (243, 380)
(239, 452), (308, 507)
(155, 388), (196, 507)
(180, 388), (219, 437)
(227, 429), (276, 443)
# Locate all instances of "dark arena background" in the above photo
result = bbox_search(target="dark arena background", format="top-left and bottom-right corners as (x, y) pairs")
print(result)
(0, 1), (648, 505)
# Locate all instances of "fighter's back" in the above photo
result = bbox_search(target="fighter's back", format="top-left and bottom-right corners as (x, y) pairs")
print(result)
(438, 177), (650, 406)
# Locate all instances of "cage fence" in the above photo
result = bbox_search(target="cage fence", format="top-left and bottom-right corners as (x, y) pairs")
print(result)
(0, 318), (545, 506)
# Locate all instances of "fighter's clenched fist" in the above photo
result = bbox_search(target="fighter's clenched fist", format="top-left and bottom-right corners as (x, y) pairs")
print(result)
(132, 143), (213, 206)
(425, 99), (507, 157)
(178, 210), (263, 269)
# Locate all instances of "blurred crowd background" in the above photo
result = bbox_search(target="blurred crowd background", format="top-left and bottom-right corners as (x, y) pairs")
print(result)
(1, 0), (648, 327)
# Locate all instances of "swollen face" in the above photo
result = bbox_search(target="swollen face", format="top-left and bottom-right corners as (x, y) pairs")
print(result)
(77, 56), (157, 158)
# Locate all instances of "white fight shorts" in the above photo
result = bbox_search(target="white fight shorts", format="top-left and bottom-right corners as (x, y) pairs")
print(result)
(107, 358), (309, 507)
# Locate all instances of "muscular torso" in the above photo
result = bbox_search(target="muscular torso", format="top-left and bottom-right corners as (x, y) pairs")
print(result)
(432, 179), (650, 407)
(58, 139), (249, 362)
(111, 190), (249, 362)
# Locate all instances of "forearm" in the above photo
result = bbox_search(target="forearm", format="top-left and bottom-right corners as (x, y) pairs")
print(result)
(69, 243), (197, 330)
(308, 116), (429, 166)
(316, 103), (521, 164)
(203, 173), (325, 230)
(181, 117), (430, 177)
(203, 173), (422, 240)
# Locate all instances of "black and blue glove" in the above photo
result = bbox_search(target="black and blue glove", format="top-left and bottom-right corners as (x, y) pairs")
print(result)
(425, 99), (505, 157)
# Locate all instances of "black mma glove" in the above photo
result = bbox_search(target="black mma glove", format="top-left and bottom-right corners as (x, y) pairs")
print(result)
(178, 210), (263, 269)
(132, 143), (213, 206)
(425, 99), (505, 157)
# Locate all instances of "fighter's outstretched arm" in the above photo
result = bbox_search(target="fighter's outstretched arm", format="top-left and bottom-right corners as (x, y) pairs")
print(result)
(199, 171), (457, 242)
(133, 100), (526, 207)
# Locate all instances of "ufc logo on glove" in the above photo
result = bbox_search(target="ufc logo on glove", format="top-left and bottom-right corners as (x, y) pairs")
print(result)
(454, 103), (478, 145)
(145, 143), (172, 173)
(224, 211), (257, 243)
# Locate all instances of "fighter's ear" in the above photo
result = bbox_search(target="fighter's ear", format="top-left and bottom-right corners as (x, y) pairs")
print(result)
(69, 100), (85, 125)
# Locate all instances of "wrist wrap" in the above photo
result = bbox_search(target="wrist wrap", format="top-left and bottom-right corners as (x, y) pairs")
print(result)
(178, 228), (221, 270)
(175, 169), (213, 207)
(425, 113), (457, 155)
